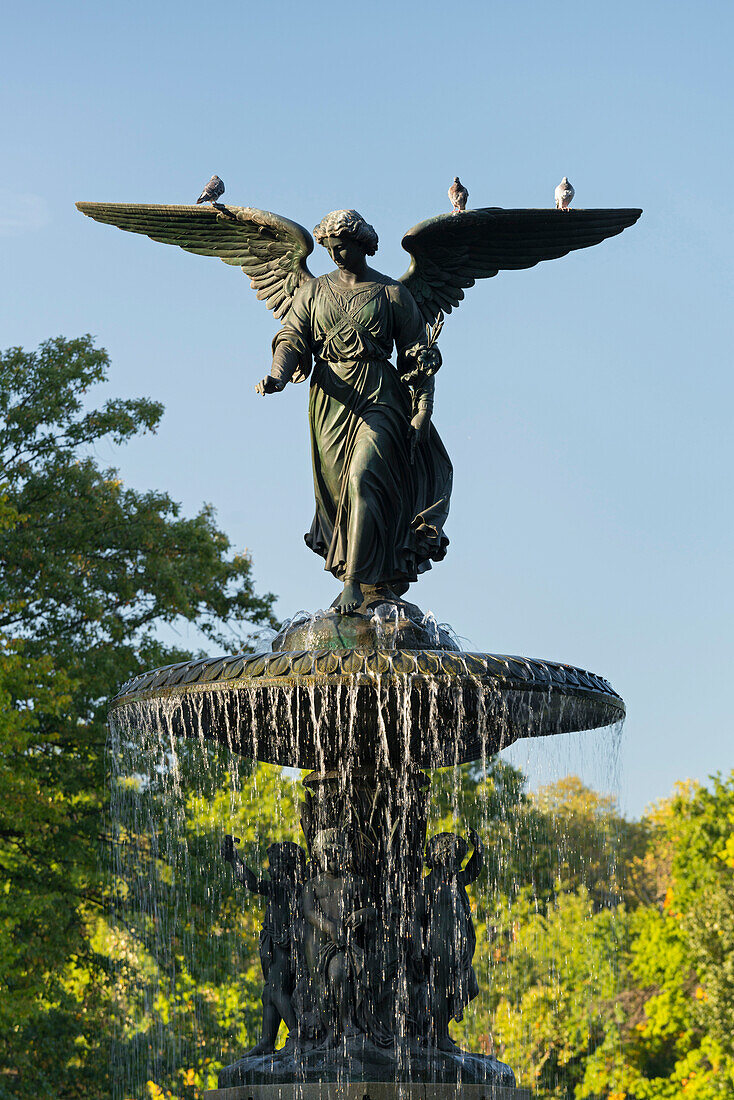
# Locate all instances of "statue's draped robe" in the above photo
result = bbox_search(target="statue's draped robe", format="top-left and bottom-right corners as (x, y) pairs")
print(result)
(271, 272), (452, 588)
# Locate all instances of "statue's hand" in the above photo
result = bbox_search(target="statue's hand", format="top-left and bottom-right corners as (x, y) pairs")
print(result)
(416, 346), (442, 374)
(255, 375), (285, 396)
(468, 828), (480, 848)
(222, 834), (241, 863)
(409, 409), (431, 464)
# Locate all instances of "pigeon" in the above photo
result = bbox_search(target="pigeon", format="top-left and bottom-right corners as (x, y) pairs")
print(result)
(554, 176), (574, 211)
(196, 175), (225, 205)
(448, 176), (468, 215)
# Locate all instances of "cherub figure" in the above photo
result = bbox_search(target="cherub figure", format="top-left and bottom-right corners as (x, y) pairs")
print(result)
(300, 829), (377, 1046)
(77, 198), (640, 614)
(222, 835), (307, 1055)
(416, 828), (484, 1051)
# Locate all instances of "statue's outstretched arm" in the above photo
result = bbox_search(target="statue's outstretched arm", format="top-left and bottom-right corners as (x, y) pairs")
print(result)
(398, 207), (642, 327)
(76, 202), (316, 322)
(222, 834), (269, 895)
(345, 904), (378, 929)
(256, 282), (314, 396)
(459, 829), (485, 886)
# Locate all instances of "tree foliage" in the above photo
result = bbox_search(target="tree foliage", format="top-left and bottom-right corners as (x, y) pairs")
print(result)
(0, 337), (276, 1098)
(2, 337), (733, 1100)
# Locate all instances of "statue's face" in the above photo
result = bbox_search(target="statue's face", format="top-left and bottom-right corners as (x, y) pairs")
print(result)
(323, 845), (341, 874)
(323, 234), (365, 274)
(313, 835), (350, 874)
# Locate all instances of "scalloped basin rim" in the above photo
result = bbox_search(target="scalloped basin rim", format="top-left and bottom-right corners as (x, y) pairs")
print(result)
(107, 647), (624, 769)
(110, 647), (624, 707)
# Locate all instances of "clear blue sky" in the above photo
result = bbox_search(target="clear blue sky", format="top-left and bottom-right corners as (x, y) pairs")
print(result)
(2, 0), (732, 817)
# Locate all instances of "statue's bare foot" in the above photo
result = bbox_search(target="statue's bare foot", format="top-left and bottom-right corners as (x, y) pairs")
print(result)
(245, 1038), (275, 1057)
(428, 1029), (457, 1053)
(282, 1031), (302, 1053)
(335, 580), (362, 615)
(436, 1035), (458, 1052)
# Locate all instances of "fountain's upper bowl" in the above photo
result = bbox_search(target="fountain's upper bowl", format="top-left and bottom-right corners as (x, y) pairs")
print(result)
(272, 602), (460, 652)
(109, 609), (624, 769)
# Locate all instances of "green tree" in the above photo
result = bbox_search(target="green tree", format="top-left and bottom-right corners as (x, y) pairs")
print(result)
(0, 337), (276, 1099)
(581, 779), (734, 1099)
(106, 750), (304, 1100)
(429, 767), (642, 1096)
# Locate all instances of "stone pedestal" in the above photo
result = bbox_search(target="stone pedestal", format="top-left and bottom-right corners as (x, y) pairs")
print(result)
(204, 1085), (532, 1100)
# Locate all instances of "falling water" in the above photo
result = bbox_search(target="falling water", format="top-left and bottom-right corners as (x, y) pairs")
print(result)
(107, 717), (306, 1098)
(106, 614), (625, 1098)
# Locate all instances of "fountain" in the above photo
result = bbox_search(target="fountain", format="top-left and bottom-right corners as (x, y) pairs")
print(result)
(84, 194), (640, 1098)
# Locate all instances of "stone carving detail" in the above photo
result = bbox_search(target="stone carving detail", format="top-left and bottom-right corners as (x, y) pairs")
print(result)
(218, 772), (516, 1087)
(301, 829), (378, 1046)
(222, 838), (308, 1055)
(416, 831), (484, 1050)
(112, 646), (622, 709)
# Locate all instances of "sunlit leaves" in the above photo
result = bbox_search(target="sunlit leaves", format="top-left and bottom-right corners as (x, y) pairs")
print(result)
(0, 336), (275, 1098)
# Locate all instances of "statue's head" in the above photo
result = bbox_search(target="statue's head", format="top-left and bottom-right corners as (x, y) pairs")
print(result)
(267, 841), (307, 880)
(425, 832), (468, 872)
(311, 828), (352, 874)
(313, 209), (379, 259)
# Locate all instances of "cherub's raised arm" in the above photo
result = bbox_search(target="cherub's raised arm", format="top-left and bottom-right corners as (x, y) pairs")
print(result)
(345, 905), (378, 929)
(459, 829), (485, 886)
(222, 834), (269, 896)
(237, 862), (269, 896)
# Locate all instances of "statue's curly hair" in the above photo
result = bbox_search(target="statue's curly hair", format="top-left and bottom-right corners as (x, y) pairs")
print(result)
(425, 832), (468, 870)
(313, 209), (379, 256)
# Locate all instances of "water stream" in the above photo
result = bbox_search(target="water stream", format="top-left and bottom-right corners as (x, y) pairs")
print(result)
(107, 615), (624, 1098)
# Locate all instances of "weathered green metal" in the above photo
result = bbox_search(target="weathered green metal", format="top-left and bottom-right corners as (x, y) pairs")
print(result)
(87, 190), (638, 1085)
(109, 645), (624, 770)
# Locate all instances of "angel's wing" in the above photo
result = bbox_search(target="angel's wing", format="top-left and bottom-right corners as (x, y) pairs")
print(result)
(76, 203), (315, 320)
(399, 207), (643, 326)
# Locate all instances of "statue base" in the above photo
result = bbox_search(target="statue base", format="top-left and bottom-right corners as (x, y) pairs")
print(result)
(204, 1084), (531, 1100)
(216, 1041), (518, 1089)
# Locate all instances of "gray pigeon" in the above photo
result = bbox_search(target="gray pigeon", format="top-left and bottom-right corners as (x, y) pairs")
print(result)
(196, 175), (225, 205)
(448, 176), (468, 214)
(554, 176), (574, 211)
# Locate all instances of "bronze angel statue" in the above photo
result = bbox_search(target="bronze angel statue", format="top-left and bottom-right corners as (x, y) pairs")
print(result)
(77, 199), (641, 614)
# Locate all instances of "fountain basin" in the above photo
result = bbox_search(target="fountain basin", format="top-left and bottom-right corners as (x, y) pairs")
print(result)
(204, 1084), (530, 1100)
(109, 647), (624, 769)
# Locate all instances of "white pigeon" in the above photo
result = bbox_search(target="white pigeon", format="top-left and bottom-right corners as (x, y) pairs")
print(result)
(196, 175), (225, 205)
(448, 176), (469, 214)
(555, 176), (575, 211)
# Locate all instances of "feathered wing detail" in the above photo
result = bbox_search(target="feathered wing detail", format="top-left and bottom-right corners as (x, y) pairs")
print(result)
(75, 203), (315, 320)
(399, 207), (643, 325)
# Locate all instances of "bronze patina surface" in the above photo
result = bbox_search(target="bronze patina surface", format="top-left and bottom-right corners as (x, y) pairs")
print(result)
(78, 199), (641, 615)
(109, 606), (624, 770)
(87, 189), (639, 1088)
(204, 1085), (532, 1099)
